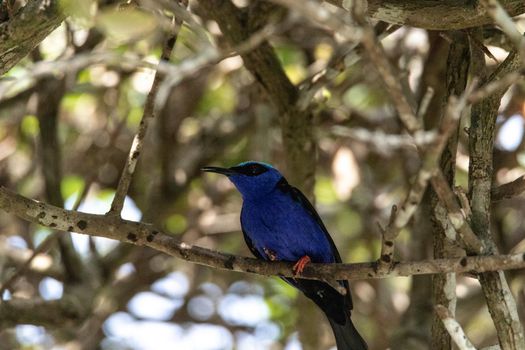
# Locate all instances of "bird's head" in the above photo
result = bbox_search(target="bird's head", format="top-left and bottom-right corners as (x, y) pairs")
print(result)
(202, 161), (283, 200)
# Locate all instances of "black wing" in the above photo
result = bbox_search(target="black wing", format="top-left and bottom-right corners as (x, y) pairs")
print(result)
(276, 177), (353, 310)
(275, 177), (343, 264)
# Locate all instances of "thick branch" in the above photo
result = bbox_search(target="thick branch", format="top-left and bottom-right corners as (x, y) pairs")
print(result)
(1, 186), (524, 281)
(431, 33), (469, 350)
(435, 305), (476, 350)
(326, 0), (525, 30)
(0, 296), (88, 328)
(469, 37), (525, 349)
(0, 0), (64, 75)
(0, 239), (63, 281)
(35, 75), (85, 285)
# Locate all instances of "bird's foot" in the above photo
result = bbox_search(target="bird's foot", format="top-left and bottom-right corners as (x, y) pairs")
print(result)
(293, 255), (311, 276)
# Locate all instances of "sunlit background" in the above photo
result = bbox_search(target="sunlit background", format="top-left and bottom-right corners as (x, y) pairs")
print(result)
(1, 1), (525, 349)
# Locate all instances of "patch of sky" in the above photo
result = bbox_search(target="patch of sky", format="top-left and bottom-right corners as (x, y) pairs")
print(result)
(152, 272), (190, 299)
(64, 191), (142, 257)
(15, 325), (52, 347)
(218, 294), (270, 327)
(188, 295), (215, 321)
(39, 277), (63, 300)
(127, 291), (183, 321)
(497, 114), (524, 151)
(6, 235), (28, 249)
(284, 333), (303, 350)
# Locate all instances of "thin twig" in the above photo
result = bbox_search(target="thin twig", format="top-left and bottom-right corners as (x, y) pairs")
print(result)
(108, 20), (180, 216)
(417, 87), (435, 120)
(349, 1), (421, 133)
(332, 126), (437, 153)
(378, 84), (478, 270)
(431, 172), (484, 254)
(469, 71), (523, 104)
(435, 305), (477, 350)
(491, 176), (525, 202)
(274, 0), (420, 132)
(481, 0), (525, 57)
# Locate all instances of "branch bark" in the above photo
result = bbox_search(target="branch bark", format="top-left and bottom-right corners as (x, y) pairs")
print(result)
(1, 0), (524, 79)
(0, 0), (64, 75)
(436, 305), (477, 350)
(0, 295), (88, 328)
(109, 22), (180, 215)
(431, 32), (470, 350)
(469, 36), (525, 349)
(1, 186), (524, 282)
(326, 0), (525, 30)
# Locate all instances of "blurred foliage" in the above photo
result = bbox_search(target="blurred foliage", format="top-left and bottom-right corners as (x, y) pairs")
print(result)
(0, 1), (524, 350)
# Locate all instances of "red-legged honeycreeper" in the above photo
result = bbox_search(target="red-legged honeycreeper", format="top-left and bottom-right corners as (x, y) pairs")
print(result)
(202, 161), (367, 350)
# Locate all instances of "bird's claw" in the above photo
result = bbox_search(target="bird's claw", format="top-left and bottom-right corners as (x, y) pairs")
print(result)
(293, 255), (311, 276)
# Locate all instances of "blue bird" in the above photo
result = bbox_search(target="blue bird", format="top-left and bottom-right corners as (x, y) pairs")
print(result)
(203, 161), (367, 350)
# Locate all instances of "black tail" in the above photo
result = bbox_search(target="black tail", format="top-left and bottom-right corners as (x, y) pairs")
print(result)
(328, 314), (367, 350)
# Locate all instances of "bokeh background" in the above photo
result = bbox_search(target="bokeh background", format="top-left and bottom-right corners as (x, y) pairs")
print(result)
(0, 1), (524, 349)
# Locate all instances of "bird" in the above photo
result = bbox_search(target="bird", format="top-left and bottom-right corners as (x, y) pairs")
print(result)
(202, 161), (367, 350)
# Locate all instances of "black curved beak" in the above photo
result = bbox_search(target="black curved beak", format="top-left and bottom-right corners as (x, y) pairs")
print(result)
(201, 166), (237, 176)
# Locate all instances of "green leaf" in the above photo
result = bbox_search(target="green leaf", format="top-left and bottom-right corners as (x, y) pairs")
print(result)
(314, 176), (338, 205)
(20, 115), (39, 137)
(343, 83), (387, 111)
(336, 208), (362, 238)
(166, 214), (187, 235)
(60, 0), (97, 27)
(275, 45), (307, 84)
(96, 7), (156, 43)
(269, 278), (298, 299)
(61, 175), (85, 200)
(197, 79), (237, 114)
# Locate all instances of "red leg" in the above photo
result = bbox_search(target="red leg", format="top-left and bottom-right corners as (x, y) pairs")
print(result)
(293, 255), (311, 275)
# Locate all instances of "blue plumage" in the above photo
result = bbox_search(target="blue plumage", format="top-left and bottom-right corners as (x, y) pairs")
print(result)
(241, 182), (335, 263)
(202, 161), (367, 350)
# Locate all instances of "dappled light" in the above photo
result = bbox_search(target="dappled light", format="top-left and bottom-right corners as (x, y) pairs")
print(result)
(0, 1), (525, 350)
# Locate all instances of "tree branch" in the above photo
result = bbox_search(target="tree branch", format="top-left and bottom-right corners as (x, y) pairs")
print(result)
(35, 74), (86, 286)
(108, 22), (180, 215)
(481, 0), (525, 56)
(431, 33), (469, 350)
(0, 0), (64, 75)
(326, 0), (525, 30)
(492, 176), (525, 202)
(332, 126), (437, 155)
(350, 1), (421, 133)
(199, 0), (316, 196)
(469, 34), (525, 349)
(377, 79), (478, 271)
(0, 295), (88, 328)
(435, 305), (477, 350)
(0, 239), (63, 281)
(1, 186), (524, 282)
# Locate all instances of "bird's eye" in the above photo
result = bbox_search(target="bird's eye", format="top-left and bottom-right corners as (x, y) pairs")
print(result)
(232, 163), (269, 176)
